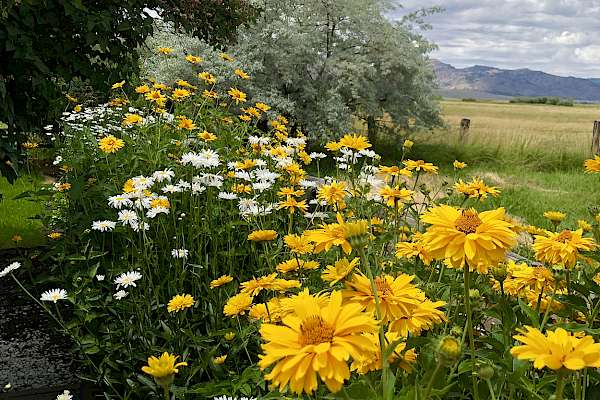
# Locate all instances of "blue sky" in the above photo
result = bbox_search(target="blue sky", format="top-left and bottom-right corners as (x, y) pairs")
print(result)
(391, 0), (600, 78)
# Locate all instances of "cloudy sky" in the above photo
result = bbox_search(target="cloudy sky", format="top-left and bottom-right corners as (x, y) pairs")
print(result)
(392, 0), (600, 78)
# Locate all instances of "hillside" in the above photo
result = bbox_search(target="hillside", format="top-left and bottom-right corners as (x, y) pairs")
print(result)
(432, 60), (600, 101)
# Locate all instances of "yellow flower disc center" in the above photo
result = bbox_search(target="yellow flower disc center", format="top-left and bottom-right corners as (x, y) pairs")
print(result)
(556, 230), (572, 243)
(454, 210), (482, 234)
(299, 316), (335, 346)
(375, 277), (394, 296)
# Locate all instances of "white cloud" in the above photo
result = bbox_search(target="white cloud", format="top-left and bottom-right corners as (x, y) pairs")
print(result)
(544, 31), (585, 45)
(574, 46), (600, 63)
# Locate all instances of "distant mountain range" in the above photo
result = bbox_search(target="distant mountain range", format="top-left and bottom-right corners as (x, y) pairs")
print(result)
(432, 60), (600, 102)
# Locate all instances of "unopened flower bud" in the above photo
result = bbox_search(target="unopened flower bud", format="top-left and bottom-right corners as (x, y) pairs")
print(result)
(437, 336), (461, 365)
(490, 263), (508, 282)
(450, 326), (463, 337)
(478, 365), (494, 380)
(469, 289), (480, 300)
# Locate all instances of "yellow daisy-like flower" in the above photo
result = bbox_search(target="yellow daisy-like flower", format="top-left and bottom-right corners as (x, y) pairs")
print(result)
(176, 79), (196, 89)
(111, 80), (125, 89)
(343, 272), (425, 323)
(304, 213), (370, 254)
(325, 141), (343, 152)
(247, 230), (278, 242)
(578, 219), (592, 232)
(210, 275), (234, 289)
(234, 68), (250, 79)
(74, 104), (82, 112)
(284, 234), (313, 254)
(98, 135), (125, 154)
(276, 259), (320, 273)
(197, 130), (217, 142)
(227, 87), (247, 104)
(171, 88), (191, 101)
(202, 89), (218, 99)
(157, 47), (173, 55)
(11, 234), (22, 243)
(351, 331), (417, 374)
(258, 291), (378, 394)
(506, 261), (554, 295)
(337, 134), (371, 151)
(213, 355), (227, 365)
(510, 326), (600, 370)
(388, 299), (447, 337)
(403, 139), (414, 149)
(543, 211), (566, 223)
(317, 180), (347, 206)
(145, 90), (167, 105)
(255, 102), (271, 112)
(277, 197), (308, 214)
(142, 352), (187, 379)
(454, 178), (500, 200)
(240, 273), (301, 296)
(167, 294), (194, 313)
(198, 71), (216, 85)
(22, 141), (39, 149)
(47, 232), (63, 240)
(277, 187), (305, 197)
(223, 292), (253, 317)
(122, 113), (143, 126)
(185, 54), (202, 64)
(453, 160), (467, 169)
(224, 332), (236, 341)
(584, 155), (600, 173)
(403, 159), (438, 174)
(379, 185), (413, 207)
(177, 116), (196, 131)
(135, 84), (150, 94)
(395, 234), (432, 266)
(532, 229), (596, 268)
(321, 257), (359, 286)
(421, 205), (517, 273)
(220, 52), (234, 61)
(239, 114), (252, 122)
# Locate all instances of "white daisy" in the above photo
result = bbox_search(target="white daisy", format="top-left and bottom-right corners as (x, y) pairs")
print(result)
(171, 249), (189, 258)
(96, 274), (105, 281)
(118, 210), (138, 226)
(0, 262), (21, 278)
(176, 180), (191, 190)
(162, 184), (181, 193)
(309, 152), (327, 159)
(152, 169), (175, 182)
(218, 192), (237, 200)
(56, 390), (73, 400)
(92, 220), (116, 232)
(131, 221), (150, 232)
(146, 207), (169, 218)
(131, 175), (155, 190)
(114, 271), (142, 288)
(108, 195), (133, 209)
(40, 288), (68, 303)
(113, 290), (129, 300)
(252, 181), (271, 192)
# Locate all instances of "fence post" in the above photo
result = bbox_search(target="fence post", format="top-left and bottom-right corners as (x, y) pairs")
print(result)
(459, 118), (470, 142)
(593, 120), (600, 155)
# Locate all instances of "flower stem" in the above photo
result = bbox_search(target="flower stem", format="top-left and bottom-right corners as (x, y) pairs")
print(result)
(423, 362), (442, 399)
(163, 384), (170, 400)
(463, 266), (480, 400)
(555, 371), (568, 400)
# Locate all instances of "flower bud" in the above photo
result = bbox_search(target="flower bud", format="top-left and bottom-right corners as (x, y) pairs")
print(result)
(437, 336), (461, 365)
(478, 364), (494, 380)
(490, 263), (508, 282)
(469, 288), (480, 300)
(450, 326), (463, 337)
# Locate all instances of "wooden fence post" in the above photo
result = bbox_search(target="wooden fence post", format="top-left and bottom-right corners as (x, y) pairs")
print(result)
(593, 121), (600, 155)
(459, 118), (470, 142)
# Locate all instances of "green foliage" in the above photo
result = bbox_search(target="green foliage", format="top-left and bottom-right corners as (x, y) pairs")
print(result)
(510, 96), (574, 106)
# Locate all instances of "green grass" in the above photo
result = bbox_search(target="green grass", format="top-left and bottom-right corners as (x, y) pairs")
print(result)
(373, 99), (600, 227)
(0, 174), (46, 249)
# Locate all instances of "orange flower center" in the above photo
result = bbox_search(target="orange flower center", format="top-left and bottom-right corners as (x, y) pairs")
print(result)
(299, 316), (334, 346)
(556, 230), (573, 243)
(455, 210), (482, 234)
(375, 277), (393, 296)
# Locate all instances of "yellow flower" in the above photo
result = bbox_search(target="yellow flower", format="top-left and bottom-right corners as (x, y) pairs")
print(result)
(421, 206), (517, 273)
(338, 134), (371, 151)
(584, 155), (600, 173)
(510, 326), (600, 370)
(122, 113), (143, 126)
(74, 104), (82, 112)
(453, 160), (467, 169)
(157, 47), (173, 55)
(171, 88), (191, 101)
(304, 213), (370, 254)
(227, 87), (247, 104)
(135, 84), (150, 94)
(202, 89), (218, 99)
(379, 185), (413, 207)
(343, 272), (425, 323)
(220, 52), (234, 61)
(277, 197), (308, 214)
(65, 94), (78, 103)
(185, 54), (202, 64)
(403, 159), (438, 174)
(150, 197), (170, 209)
(234, 68), (250, 79)
(47, 232), (63, 240)
(388, 299), (447, 337)
(247, 230), (278, 242)
(242, 107), (261, 118)
(11, 234), (22, 243)
(142, 352), (187, 379)
(321, 257), (359, 286)
(284, 234), (313, 254)
(145, 90), (166, 106)
(177, 116), (196, 131)
(111, 80), (125, 89)
(223, 292), (253, 317)
(22, 141), (39, 149)
(224, 332), (236, 341)
(176, 79), (196, 89)
(210, 275), (234, 289)
(325, 141), (343, 152)
(56, 182), (72, 192)
(276, 258), (319, 273)
(197, 130), (217, 142)
(255, 102), (271, 112)
(454, 178), (500, 200)
(213, 355), (227, 365)
(277, 187), (305, 197)
(258, 291), (378, 394)
(543, 211), (566, 223)
(395, 234), (432, 266)
(167, 294), (194, 313)
(198, 71), (216, 85)
(403, 139), (414, 149)
(532, 229), (596, 268)
(98, 135), (125, 153)
(578, 219), (592, 232)
(317, 180), (347, 206)
(351, 332), (417, 374)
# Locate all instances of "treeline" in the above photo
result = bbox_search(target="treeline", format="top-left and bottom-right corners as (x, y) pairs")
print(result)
(509, 96), (574, 106)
